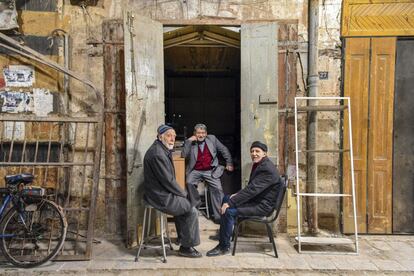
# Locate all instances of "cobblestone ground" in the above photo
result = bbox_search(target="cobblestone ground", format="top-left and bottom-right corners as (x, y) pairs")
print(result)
(1, 215), (413, 275)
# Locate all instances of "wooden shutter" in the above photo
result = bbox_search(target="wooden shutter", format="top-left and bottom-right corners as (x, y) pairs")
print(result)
(367, 37), (395, 233)
(343, 38), (370, 233)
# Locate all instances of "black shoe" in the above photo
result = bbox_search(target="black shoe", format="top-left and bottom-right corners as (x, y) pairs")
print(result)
(208, 234), (219, 241)
(212, 218), (221, 224)
(206, 244), (230, 257)
(178, 246), (202, 258)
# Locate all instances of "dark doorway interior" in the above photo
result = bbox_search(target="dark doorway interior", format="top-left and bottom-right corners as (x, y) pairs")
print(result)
(163, 26), (241, 194)
(393, 38), (414, 233)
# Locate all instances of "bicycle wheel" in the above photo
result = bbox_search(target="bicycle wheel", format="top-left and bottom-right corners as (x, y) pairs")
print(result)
(0, 199), (67, 268)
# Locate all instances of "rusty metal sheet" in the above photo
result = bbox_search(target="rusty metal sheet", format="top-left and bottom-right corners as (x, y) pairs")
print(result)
(393, 39), (414, 234)
(15, 0), (57, 12)
(342, 0), (414, 37)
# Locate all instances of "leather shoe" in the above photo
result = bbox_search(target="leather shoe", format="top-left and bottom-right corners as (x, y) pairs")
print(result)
(208, 234), (219, 241)
(206, 245), (230, 257)
(178, 246), (202, 258)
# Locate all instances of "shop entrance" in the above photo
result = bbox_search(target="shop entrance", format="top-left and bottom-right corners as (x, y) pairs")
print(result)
(163, 26), (241, 194)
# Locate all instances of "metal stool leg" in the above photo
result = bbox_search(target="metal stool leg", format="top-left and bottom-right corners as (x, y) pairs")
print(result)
(164, 214), (173, 250)
(147, 208), (152, 236)
(159, 212), (167, 263)
(135, 207), (148, 262)
(205, 184), (210, 219)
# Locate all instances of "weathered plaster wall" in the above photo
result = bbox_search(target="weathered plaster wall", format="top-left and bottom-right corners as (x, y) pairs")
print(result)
(56, 0), (342, 234)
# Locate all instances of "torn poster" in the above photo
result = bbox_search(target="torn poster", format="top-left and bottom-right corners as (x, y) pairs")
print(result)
(0, 1), (18, 30)
(3, 121), (25, 140)
(0, 91), (33, 113)
(33, 88), (53, 116)
(3, 65), (35, 87)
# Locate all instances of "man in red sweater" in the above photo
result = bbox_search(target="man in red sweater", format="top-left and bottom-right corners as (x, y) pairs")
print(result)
(182, 123), (233, 223)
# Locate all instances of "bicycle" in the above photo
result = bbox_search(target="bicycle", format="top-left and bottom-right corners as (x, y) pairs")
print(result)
(0, 173), (67, 268)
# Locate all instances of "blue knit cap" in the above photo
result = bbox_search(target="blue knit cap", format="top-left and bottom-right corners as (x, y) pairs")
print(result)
(157, 124), (173, 135)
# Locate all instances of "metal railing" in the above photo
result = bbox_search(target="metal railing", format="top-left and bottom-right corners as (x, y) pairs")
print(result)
(0, 114), (103, 260)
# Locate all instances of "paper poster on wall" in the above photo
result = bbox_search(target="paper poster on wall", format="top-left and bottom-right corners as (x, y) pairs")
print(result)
(3, 121), (25, 140)
(0, 1), (18, 30)
(0, 91), (33, 113)
(3, 65), (35, 87)
(33, 88), (53, 116)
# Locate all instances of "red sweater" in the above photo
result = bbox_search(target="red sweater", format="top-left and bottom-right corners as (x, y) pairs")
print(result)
(194, 143), (213, 171)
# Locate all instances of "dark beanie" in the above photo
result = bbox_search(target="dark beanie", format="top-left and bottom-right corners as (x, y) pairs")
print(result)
(157, 124), (173, 135)
(250, 141), (268, 152)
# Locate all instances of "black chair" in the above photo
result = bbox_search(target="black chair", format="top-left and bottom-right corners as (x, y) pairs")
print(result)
(232, 175), (288, 258)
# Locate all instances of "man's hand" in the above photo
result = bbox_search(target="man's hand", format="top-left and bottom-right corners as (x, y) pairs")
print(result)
(220, 203), (230, 215)
(226, 165), (234, 172)
(188, 135), (197, 141)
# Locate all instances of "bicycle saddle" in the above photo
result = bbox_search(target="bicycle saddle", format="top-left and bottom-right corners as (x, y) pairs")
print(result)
(5, 173), (34, 185)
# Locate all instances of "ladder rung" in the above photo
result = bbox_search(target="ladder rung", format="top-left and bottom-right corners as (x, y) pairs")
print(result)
(297, 193), (352, 197)
(297, 105), (348, 112)
(295, 236), (354, 245)
(297, 149), (350, 153)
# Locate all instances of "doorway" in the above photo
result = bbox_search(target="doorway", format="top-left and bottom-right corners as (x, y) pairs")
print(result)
(163, 26), (241, 194)
(393, 38), (414, 233)
(124, 16), (280, 246)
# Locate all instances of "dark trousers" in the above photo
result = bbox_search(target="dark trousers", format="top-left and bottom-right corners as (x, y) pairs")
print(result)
(219, 195), (238, 249)
(187, 169), (224, 222)
(174, 206), (200, 248)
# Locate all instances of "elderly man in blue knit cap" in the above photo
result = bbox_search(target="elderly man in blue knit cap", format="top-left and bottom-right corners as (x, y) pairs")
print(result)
(143, 124), (202, 258)
(206, 141), (282, 256)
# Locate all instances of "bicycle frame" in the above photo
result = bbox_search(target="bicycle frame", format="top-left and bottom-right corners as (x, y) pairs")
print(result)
(0, 194), (24, 238)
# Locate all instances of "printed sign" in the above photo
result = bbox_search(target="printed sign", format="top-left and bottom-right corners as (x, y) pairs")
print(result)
(0, 91), (33, 113)
(318, 71), (329, 80)
(3, 65), (35, 87)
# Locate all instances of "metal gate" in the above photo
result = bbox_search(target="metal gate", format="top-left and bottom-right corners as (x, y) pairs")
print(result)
(0, 32), (103, 260)
(0, 114), (103, 260)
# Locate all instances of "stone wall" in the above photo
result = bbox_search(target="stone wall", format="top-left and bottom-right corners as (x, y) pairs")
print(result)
(22, 0), (343, 235)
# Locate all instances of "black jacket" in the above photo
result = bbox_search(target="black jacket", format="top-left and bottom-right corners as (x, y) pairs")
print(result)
(143, 140), (196, 216)
(228, 157), (281, 217)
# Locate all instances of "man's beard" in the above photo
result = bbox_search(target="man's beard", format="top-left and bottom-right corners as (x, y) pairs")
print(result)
(161, 140), (174, 150)
(197, 137), (205, 142)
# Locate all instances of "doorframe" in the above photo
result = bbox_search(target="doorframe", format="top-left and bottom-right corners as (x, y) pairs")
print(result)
(161, 19), (298, 234)
(159, 18), (297, 26)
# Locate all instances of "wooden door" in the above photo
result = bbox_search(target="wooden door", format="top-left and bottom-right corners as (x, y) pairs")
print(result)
(124, 14), (164, 246)
(367, 37), (395, 233)
(240, 22), (278, 188)
(343, 37), (395, 234)
(343, 38), (370, 233)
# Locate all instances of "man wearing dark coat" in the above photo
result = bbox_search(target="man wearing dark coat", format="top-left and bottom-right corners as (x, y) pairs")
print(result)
(206, 141), (282, 256)
(143, 124), (202, 258)
(181, 123), (234, 223)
